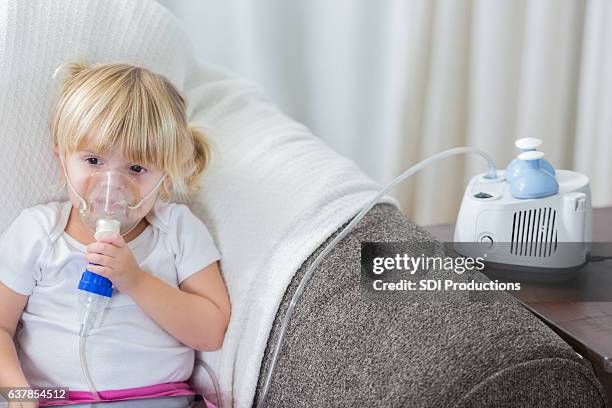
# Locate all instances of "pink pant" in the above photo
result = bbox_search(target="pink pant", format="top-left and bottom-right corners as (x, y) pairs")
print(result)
(38, 381), (216, 407)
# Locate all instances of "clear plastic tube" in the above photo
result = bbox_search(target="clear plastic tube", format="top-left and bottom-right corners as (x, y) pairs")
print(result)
(77, 291), (109, 401)
(195, 359), (222, 408)
(255, 146), (497, 408)
(79, 335), (101, 401)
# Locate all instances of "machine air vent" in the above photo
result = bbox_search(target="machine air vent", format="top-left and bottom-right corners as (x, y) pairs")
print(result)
(510, 207), (558, 257)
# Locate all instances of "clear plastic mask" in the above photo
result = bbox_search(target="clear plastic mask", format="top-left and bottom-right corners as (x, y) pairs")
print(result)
(58, 150), (166, 239)
(80, 170), (165, 237)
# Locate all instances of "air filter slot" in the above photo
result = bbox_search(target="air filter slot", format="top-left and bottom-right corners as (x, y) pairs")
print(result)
(510, 207), (557, 257)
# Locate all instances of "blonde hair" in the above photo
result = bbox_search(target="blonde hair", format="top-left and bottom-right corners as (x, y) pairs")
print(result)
(49, 62), (213, 203)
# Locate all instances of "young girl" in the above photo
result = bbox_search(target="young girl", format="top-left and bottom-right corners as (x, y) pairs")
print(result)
(0, 63), (230, 407)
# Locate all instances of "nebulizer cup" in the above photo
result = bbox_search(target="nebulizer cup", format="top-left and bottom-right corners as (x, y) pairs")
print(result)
(76, 170), (142, 336)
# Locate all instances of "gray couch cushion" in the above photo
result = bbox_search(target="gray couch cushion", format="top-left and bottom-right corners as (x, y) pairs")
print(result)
(255, 203), (605, 407)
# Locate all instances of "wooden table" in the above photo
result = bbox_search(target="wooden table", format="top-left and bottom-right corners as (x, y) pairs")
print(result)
(423, 207), (612, 405)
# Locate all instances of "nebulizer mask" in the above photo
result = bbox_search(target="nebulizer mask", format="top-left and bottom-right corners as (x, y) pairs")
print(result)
(57, 148), (165, 400)
(73, 168), (165, 240)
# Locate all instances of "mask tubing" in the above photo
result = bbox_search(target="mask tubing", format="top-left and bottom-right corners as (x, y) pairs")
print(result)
(195, 359), (222, 408)
(129, 174), (166, 211)
(58, 152), (89, 213)
(255, 146), (497, 408)
(79, 334), (101, 401)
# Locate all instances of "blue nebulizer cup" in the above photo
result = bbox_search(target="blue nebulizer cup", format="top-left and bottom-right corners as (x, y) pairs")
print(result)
(505, 137), (555, 183)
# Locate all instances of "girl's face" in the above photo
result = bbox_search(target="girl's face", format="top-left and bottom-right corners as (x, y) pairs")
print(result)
(56, 142), (165, 217)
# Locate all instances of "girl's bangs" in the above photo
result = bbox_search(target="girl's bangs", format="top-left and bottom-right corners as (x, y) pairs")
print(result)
(68, 86), (168, 171)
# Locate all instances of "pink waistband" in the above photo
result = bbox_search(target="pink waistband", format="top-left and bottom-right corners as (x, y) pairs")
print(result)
(38, 381), (214, 407)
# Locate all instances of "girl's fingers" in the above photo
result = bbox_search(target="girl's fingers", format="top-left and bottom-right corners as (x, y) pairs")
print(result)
(84, 252), (112, 266)
(96, 232), (126, 248)
(86, 263), (112, 278)
(85, 242), (117, 257)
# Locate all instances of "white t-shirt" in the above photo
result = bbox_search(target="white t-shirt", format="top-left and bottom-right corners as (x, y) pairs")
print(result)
(0, 200), (222, 391)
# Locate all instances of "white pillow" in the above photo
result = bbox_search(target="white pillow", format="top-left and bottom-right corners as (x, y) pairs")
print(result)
(0, 1), (399, 406)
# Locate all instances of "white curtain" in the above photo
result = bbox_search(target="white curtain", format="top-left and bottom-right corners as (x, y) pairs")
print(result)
(157, 0), (612, 225)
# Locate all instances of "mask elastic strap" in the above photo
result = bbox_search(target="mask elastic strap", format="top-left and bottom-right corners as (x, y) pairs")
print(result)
(128, 174), (167, 211)
(58, 148), (89, 215)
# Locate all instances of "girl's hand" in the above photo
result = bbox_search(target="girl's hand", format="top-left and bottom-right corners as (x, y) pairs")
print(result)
(84, 232), (146, 294)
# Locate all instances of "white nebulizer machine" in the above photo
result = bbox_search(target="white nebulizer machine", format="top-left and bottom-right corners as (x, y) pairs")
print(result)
(453, 137), (592, 280)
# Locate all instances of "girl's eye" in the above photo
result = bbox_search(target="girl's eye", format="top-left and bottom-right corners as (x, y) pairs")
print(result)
(130, 164), (146, 174)
(86, 157), (101, 166)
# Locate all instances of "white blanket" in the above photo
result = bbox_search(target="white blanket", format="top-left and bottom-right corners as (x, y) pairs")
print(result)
(0, 0), (399, 406)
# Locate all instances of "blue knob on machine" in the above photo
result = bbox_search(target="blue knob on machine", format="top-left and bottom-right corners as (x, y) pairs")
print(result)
(510, 151), (559, 199)
(506, 137), (555, 183)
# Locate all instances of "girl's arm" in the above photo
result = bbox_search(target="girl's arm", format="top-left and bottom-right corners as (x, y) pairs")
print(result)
(84, 233), (231, 351)
(125, 261), (231, 352)
(0, 282), (33, 388)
